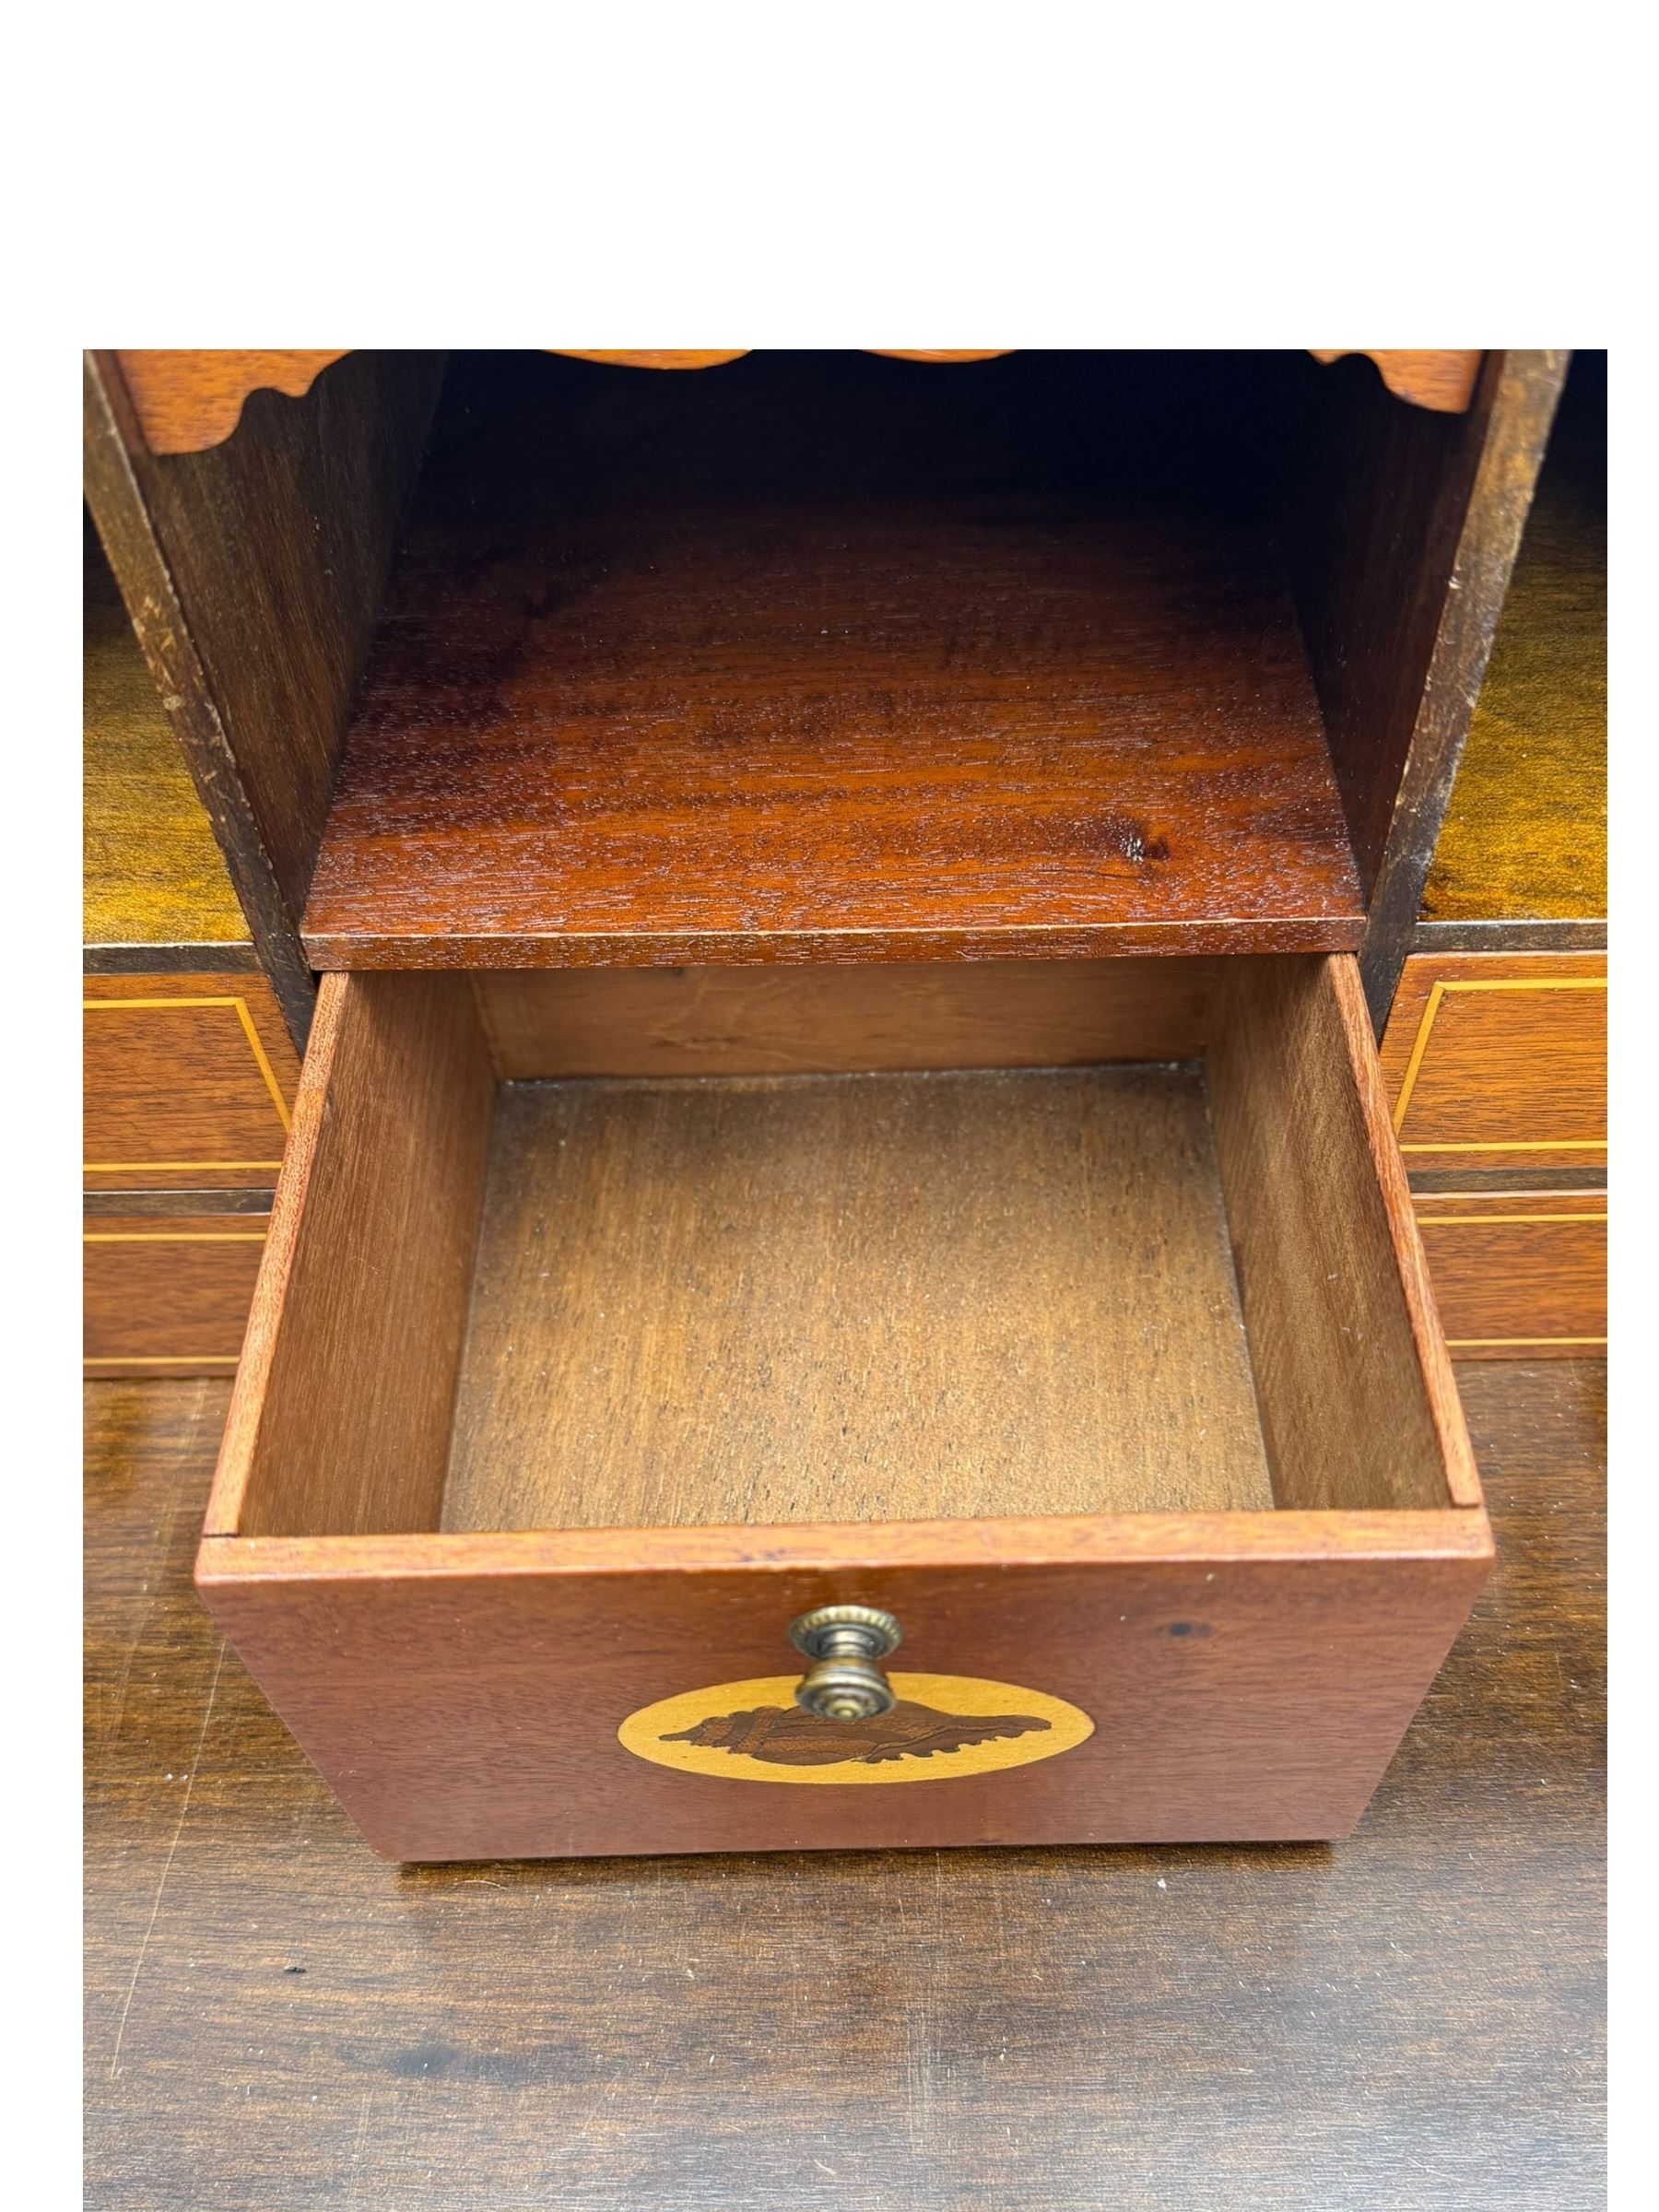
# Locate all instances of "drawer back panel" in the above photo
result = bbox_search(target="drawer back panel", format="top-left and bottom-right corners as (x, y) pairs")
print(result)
(471, 959), (1218, 1079)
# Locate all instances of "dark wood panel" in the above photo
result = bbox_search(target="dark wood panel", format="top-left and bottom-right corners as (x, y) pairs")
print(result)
(1355, 350), (1571, 1021)
(84, 1213), (266, 1373)
(1413, 918), (1606, 954)
(1408, 1161), (1607, 1197)
(442, 1064), (1274, 1532)
(1284, 349), (1568, 1026)
(1379, 953), (1606, 1173)
(84, 349), (444, 1046)
(1424, 352), (1606, 926)
(87, 1362), (1604, 2208)
(84, 973), (300, 1193)
(474, 958), (1218, 1079)
(84, 358), (315, 1046)
(303, 393), (1362, 964)
(84, 1187), (276, 1218)
(84, 942), (264, 975)
(1417, 1195), (1606, 1355)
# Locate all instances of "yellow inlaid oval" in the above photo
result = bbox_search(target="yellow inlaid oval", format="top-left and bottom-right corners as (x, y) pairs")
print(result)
(618, 1672), (1093, 1785)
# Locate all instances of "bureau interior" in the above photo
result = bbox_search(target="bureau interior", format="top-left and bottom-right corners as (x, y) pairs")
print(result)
(298, 348), (1463, 968)
(223, 958), (1459, 1541)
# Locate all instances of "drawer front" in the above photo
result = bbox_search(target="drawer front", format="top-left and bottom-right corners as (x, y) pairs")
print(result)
(199, 1534), (1488, 1864)
(1415, 1194), (1606, 1357)
(84, 973), (299, 1193)
(1379, 953), (1606, 1175)
(85, 1211), (268, 1375)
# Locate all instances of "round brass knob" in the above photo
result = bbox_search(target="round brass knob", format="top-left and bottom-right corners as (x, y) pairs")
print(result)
(789, 1604), (903, 1722)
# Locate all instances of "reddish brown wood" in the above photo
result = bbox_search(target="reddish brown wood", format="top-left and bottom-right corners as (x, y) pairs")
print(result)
(197, 956), (1486, 1860)
(210, 973), (494, 1541)
(84, 972), (300, 1193)
(1379, 952), (1607, 1173)
(303, 501), (1361, 967)
(440, 1061), (1275, 1533)
(1207, 956), (1480, 1512)
(1416, 1193), (1606, 1355)
(196, 1517), (1488, 1862)
(865, 350), (1018, 365)
(472, 958), (1217, 1077)
(83, 1210), (267, 1373)
(548, 349), (750, 371)
(111, 349), (351, 452)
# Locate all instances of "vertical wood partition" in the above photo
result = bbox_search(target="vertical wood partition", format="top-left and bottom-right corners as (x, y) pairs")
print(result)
(209, 974), (495, 1539)
(1206, 959), (1477, 1512)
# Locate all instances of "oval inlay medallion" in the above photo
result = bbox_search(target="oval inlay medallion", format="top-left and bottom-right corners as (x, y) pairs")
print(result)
(618, 1672), (1092, 1784)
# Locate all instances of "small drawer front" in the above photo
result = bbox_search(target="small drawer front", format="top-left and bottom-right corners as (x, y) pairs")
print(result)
(1380, 953), (1606, 1176)
(84, 973), (299, 1193)
(85, 1211), (268, 1375)
(1416, 1194), (1606, 1357)
(200, 1539), (1490, 1865)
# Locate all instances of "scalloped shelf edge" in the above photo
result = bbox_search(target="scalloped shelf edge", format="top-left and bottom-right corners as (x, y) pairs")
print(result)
(109, 347), (1484, 455)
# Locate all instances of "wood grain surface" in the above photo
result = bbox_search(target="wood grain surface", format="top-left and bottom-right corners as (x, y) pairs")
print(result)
(1424, 352), (1606, 926)
(84, 973), (300, 1193)
(195, 1512), (1488, 1862)
(194, 958), (1486, 1860)
(472, 957), (1218, 1079)
(1353, 350), (1569, 1018)
(1307, 349), (1484, 413)
(88, 1361), (1605, 2207)
(1285, 349), (1568, 1024)
(1207, 957), (1477, 1512)
(108, 348), (1477, 455)
(1416, 1194), (1606, 1355)
(213, 974), (495, 1542)
(442, 1064), (1274, 1532)
(109, 351), (1017, 450)
(1378, 953), (1607, 1174)
(83, 1211), (267, 1374)
(111, 349), (351, 452)
(83, 516), (248, 951)
(303, 498), (1361, 968)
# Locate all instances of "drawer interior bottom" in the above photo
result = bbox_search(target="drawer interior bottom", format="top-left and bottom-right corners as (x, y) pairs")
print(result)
(441, 1065), (1275, 1532)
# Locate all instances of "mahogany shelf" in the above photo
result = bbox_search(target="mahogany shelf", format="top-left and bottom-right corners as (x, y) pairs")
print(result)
(302, 493), (1363, 968)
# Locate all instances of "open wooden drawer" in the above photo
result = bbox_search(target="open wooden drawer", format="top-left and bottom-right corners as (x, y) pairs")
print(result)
(196, 954), (1488, 1862)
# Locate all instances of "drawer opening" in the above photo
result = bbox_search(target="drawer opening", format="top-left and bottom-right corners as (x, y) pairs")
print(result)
(210, 954), (1475, 1542)
(297, 348), (1423, 968)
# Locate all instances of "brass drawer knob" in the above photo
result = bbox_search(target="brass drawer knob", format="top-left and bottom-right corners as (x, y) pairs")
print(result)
(789, 1605), (903, 1721)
